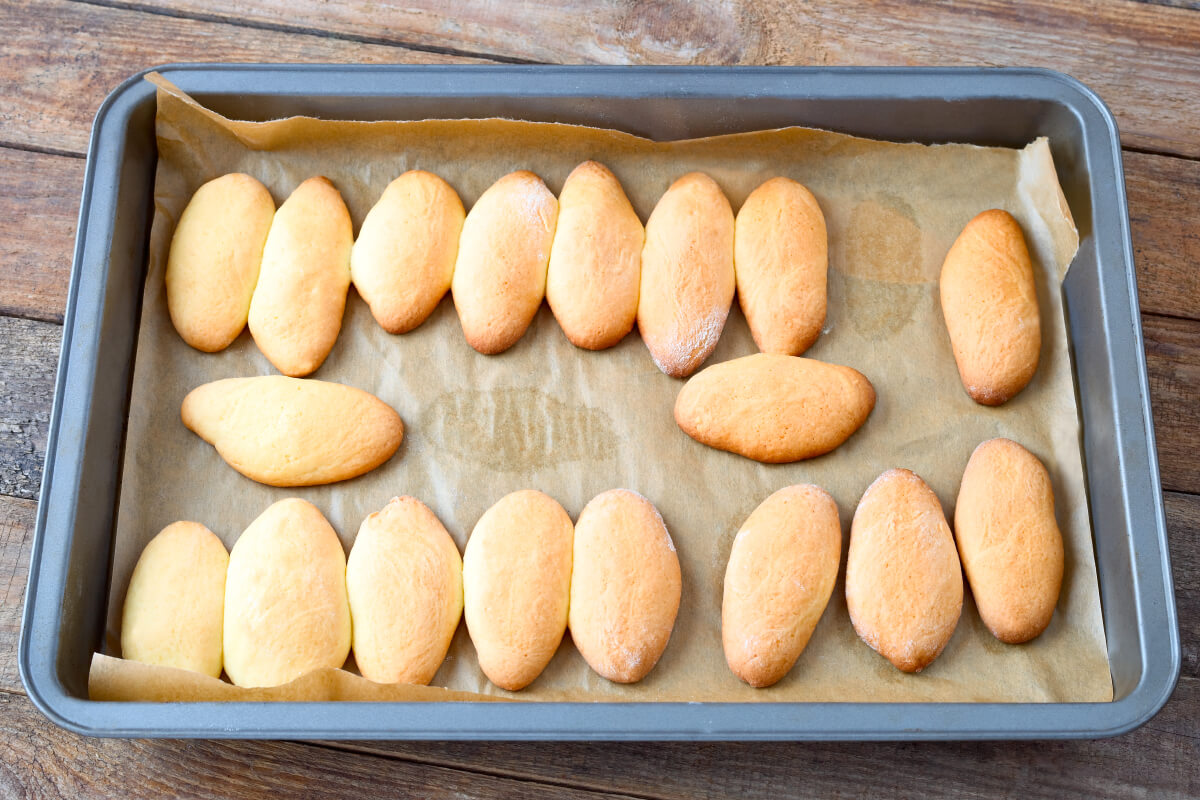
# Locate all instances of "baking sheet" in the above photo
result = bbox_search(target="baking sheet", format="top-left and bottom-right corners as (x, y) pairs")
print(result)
(94, 73), (1111, 703)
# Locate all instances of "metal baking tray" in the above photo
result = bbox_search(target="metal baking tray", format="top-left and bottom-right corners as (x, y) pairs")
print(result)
(20, 65), (1179, 740)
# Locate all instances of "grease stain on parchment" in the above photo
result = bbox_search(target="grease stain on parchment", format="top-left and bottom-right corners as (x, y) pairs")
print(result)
(421, 388), (616, 471)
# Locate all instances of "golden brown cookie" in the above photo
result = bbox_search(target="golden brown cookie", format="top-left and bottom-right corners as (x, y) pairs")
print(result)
(248, 176), (353, 377)
(637, 172), (735, 377)
(223, 499), (351, 687)
(120, 521), (228, 677)
(351, 170), (465, 334)
(939, 209), (1041, 405)
(955, 438), (1064, 643)
(347, 496), (463, 685)
(846, 469), (963, 673)
(181, 376), (404, 487)
(722, 484), (841, 688)
(546, 161), (644, 350)
(165, 173), (275, 352)
(674, 353), (875, 463)
(452, 171), (559, 354)
(568, 489), (681, 684)
(734, 177), (828, 355)
(462, 490), (573, 691)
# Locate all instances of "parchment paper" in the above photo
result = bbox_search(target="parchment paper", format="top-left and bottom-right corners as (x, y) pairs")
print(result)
(94, 73), (1112, 703)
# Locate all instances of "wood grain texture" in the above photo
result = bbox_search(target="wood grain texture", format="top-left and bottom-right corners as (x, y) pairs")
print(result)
(0, 692), (639, 800)
(131, 0), (1200, 156)
(0, 0), (488, 156)
(0, 495), (35, 695)
(0, 148), (82, 324)
(1144, 313), (1200, 495)
(1126, 150), (1200, 321)
(0, 318), (59, 501)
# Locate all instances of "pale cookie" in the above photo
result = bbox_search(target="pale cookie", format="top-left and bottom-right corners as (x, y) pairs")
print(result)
(462, 490), (573, 691)
(846, 469), (963, 673)
(955, 438), (1064, 643)
(120, 521), (228, 678)
(452, 171), (558, 354)
(546, 161), (644, 350)
(166, 173), (275, 352)
(674, 353), (875, 463)
(568, 489), (681, 684)
(347, 496), (463, 685)
(939, 209), (1041, 405)
(637, 172), (735, 377)
(722, 484), (841, 688)
(351, 170), (465, 334)
(734, 177), (828, 356)
(182, 376), (404, 487)
(248, 176), (353, 376)
(223, 498), (351, 687)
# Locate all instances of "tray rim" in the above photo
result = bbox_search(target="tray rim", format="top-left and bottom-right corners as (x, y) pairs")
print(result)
(19, 63), (1180, 741)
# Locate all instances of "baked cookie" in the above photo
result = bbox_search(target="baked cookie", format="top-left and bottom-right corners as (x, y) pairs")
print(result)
(248, 176), (353, 376)
(462, 490), (573, 690)
(734, 177), (828, 355)
(955, 438), (1064, 643)
(351, 170), (465, 334)
(568, 489), (680, 684)
(181, 376), (404, 487)
(165, 173), (275, 352)
(722, 484), (841, 688)
(674, 353), (875, 463)
(452, 171), (558, 354)
(223, 498), (351, 688)
(939, 209), (1041, 405)
(546, 161), (644, 350)
(846, 469), (963, 673)
(347, 496), (463, 685)
(637, 172), (735, 377)
(120, 521), (228, 677)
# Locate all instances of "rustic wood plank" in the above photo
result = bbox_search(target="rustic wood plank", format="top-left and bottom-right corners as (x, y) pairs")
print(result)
(1144, 314), (1200, 495)
(0, 0), (490, 157)
(0, 318), (59, 502)
(0, 148), (82, 324)
(1126, 151), (1200, 321)
(122, 0), (1200, 157)
(0, 692), (638, 800)
(0, 495), (35, 695)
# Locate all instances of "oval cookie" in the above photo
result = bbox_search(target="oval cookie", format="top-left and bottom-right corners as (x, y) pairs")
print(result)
(568, 489), (681, 684)
(674, 353), (875, 463)
(120, 521), (228, 677)
(181, 376), (404, 486)
(734, 177), (828, 356)
(638, 172), (735, 377)
(165, 173), (275, 352)
(955, 438), (1064, 643)
(846, 469), (963, 673)
(248, 176), (353, 377)
(351, 170), (465, 334)
(223, 499), (351, 687)
(462, 490), (573, 691)
(546, 161), (644, 350)
(722, 485), (841, 688)
(347, 496), (463, 685)
(452, 171), (559, 354)
(939, 209), (1041, 405)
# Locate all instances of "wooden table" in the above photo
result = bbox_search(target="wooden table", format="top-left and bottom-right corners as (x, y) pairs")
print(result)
(1, 1), (1197, 796)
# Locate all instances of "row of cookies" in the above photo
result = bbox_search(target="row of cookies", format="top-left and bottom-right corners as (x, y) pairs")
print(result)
(122, 433), (1061, 690)
(121, 489), (680, 690)
(727, 437), (1064, 687)
(163, 165), (831, 380)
